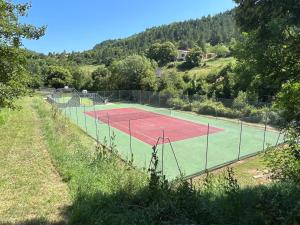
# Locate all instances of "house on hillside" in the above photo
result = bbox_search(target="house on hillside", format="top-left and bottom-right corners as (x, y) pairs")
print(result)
(176, 50), (217, 62)
(177, 50), (189, 61)
(155, 67), (163, 78)
(203, 53), (217, 60)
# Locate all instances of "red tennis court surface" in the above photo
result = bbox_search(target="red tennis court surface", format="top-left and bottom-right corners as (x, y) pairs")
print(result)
(85, 108), (223, 146)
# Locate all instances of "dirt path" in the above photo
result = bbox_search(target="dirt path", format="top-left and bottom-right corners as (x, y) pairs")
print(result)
(0, 98), (71, 224)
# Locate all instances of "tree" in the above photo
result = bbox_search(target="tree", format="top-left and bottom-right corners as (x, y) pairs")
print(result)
(146, 42), (177, 66)
(275, 81), (300, 132)
(91, 65), (112, 91)
(265, 82), (300, 183)
(184, 47), (203, 68)
(211, 44), (230, 57)
(71, 67), (88, 90)
(233, 0), (300, 100)
(0, 1), (45, 108)
(45, 66), (73, 88)
(110, 55), (157, 90)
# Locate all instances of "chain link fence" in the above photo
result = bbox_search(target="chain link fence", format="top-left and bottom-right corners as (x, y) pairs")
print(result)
(44, 88), (285, 180)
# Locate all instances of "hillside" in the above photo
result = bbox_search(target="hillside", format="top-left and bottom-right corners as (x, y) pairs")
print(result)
(67, 10), (240, 65)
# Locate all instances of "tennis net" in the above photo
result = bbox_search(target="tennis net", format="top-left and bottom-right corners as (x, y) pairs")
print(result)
(98, 109), (172, 123)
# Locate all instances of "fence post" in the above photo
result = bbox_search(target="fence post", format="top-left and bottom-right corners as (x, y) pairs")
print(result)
(93, 105), (99, 143)
(158, 94), (161, 107)
(107, 113), (112, 148)
(83, 104), (88, 133)
(75, 105), (79, 126)
(68, 102), (71, 120)
(205, 123), (210, 170)
(118, 90), (121, 102)
(275, 131), (282, 146)
(129, 120), (133, 158)
(139, 90), (142, 104)
(64, 105), (67, 120)
(262, 114), (267, 151)
(238, 120), (243, 160)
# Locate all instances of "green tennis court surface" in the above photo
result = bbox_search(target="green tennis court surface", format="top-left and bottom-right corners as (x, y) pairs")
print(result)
(60, 102), (282, 180)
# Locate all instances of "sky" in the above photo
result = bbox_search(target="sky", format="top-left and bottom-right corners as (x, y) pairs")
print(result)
(18, 0), (236, 54)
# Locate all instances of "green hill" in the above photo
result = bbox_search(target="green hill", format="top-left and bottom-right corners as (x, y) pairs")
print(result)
(67, 10), (240, 65)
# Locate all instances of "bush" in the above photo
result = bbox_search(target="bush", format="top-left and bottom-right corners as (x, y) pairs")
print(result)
(233, 91), (248, 110)
(265, 145), (300, 183)
(241, 107), (265, 123)
(167, 98), (187, 109)
(191, 99), (239, 118)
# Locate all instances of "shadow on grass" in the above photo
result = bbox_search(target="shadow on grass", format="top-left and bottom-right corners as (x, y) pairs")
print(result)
(0, 206), (70, 225)
(0, 220), (66, 225)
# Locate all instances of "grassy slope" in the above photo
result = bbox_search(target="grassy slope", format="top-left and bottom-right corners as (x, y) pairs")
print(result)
(32, 96), (147, 224)
(79, 57), (235, 79)
(164, 57), (236, 78)
(0, 98), (70, 224)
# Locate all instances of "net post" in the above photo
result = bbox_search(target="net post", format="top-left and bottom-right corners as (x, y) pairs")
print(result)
(238, 120), (243, 160)
(205, 123), (210, 170)
(162, 129), (165, 177)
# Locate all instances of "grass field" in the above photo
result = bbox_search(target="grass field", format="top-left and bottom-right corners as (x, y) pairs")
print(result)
(59, 99), (282, 180)
(164, 57), (236, 78)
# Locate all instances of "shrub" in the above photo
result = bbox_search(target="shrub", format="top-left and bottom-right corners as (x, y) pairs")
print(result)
(232, 91), (248, 110)
(167, 98), (187, 109)
(190, 99), (238, 118)
(265, 144), (300, 183)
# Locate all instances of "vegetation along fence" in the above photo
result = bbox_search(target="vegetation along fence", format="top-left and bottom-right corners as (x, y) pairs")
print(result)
(45, 88), (285, 180)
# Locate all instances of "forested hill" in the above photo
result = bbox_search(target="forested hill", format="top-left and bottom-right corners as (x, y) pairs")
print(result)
(68, 10), (240, 65)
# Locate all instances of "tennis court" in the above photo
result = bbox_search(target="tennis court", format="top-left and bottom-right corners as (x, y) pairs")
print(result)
(85, 107), (223, 145)
(54, 99), (283, 180)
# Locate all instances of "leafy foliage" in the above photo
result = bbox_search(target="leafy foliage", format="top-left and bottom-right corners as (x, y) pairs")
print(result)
(275, 81), (300, 132)
(91, 65), (112, 91)
(183, 47), (203, 69)
(44, 65), (73, 88)
(233, 0), (300, 100)
(146, 42), (177, 66)
(0, 0), (45, 108)
(110, 55), (158, 91)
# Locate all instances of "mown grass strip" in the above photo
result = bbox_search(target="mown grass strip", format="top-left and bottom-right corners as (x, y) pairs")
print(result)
(0, 97), (70, 224)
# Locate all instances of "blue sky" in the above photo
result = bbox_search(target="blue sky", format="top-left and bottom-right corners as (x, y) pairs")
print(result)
(19, 0), (236, 53)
